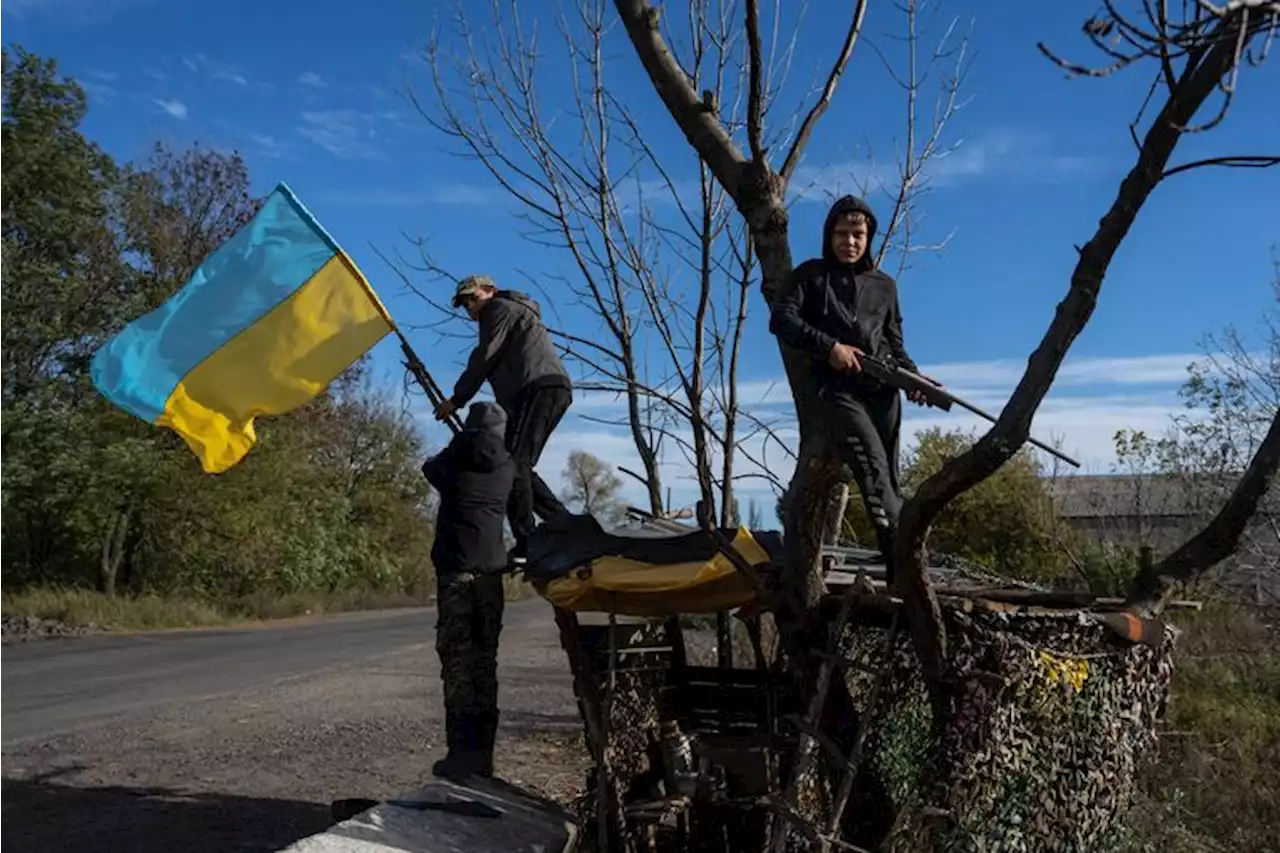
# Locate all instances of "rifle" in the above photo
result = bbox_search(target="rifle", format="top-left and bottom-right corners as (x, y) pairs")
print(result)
(395, 330), (464, 435)
(858, 353), (1081, 469)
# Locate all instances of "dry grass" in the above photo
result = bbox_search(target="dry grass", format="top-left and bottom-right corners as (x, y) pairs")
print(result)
(1123, 603), (1280, 852)
(1, 578), (535, 634)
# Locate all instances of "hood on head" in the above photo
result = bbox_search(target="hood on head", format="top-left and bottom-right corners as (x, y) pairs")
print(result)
(465, 401), (507, 434)
(821, 195), (879, 272)
(495, 289), (542, 320)
(460, 401), (511, 471)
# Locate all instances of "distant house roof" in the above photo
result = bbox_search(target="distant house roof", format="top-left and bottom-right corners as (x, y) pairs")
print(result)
(1045, 473), (1235, 519)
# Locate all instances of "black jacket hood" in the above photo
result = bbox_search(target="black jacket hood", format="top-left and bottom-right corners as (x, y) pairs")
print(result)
(459, 401), (510, 472)
(821, 195), (879, 273)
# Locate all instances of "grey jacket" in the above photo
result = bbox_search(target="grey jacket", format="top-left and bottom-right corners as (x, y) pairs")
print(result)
(451, 290), (572, 411)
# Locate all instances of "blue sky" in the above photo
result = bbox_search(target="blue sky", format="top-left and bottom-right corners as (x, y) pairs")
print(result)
(6, 0), (1278, 512)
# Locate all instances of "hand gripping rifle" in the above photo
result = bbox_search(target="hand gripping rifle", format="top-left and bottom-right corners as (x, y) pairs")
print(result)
(858, 353), (1081, 469)
(395, 330), (463, 435)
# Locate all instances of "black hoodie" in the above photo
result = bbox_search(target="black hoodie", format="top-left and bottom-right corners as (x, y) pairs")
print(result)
(768, 195), (918, 392)
(423, 402), (516, 575)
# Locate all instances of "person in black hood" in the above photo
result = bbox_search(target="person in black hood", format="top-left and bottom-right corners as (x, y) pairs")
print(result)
(434, 275), (574, 562)
(422, 401), (517, 780)
(769, 195), (941, 574)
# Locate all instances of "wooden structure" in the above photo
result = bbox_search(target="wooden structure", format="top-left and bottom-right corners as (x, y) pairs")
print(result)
(537, 514), (1186, 853)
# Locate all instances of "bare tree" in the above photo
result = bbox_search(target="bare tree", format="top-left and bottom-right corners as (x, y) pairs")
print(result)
(609, 0), (973, 674)
(889, 2), (1280, 689)
(403, 0), (966, 552)
(1124, 252), (1280, 611)
(406, 0), (669, 514)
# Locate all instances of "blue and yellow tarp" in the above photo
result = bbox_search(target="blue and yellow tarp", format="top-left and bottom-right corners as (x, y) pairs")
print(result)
(90, 182), (393, 473)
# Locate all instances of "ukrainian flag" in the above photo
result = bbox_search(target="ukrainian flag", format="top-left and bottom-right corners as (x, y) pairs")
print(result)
(90, 182), (394, 474)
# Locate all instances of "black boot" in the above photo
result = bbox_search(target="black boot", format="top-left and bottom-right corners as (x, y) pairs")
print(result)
(876, 525), (898, 589)
(433, 711), (482, 780)
(474, 709), (499, 778)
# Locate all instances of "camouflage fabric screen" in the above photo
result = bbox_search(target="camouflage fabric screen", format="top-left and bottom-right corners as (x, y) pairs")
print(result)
(837, 607), (1176, 852)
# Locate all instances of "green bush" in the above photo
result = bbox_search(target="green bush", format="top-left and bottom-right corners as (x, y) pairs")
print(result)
(1, 48), (438, 611)
(843, 426), (1078, 582)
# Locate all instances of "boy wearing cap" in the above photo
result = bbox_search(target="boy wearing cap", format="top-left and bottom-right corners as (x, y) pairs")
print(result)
(434, 275), (574, 560)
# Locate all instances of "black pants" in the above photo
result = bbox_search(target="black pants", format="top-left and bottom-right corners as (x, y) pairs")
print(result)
(825, 385), (903, 544)
(504, 384), (572, 546)
(436, 571), (506, 720)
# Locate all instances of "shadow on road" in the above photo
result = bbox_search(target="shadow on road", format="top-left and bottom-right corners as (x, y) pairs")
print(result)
(2, 774), (332, 853)
(499, 709), (583, 733)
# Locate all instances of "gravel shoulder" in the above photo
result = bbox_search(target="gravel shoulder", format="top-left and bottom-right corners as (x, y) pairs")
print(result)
(1, 605), (591, 853)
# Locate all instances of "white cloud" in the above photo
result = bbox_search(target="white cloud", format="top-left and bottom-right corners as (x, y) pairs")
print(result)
(183, 53), (249, 86)
(153, 98), (188, 119)
(248, 133), (289, 158)
(518, 351), (1209, 515)
(297, 110), (380, 158)
(319, 184), (507, 206)
(784, 129), (1099, 206)
(298, 71), (327, 88)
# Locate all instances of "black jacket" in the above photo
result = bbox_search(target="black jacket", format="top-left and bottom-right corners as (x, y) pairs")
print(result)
(423, 402), (516, 575)
(769, 195), (918, 394)
(451, 290), (572, 412)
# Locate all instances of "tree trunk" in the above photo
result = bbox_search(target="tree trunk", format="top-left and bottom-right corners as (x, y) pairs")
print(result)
(892, 14), (1256, 711)
(1127, 407), (1280, 616)
(99, 507), (131, 598)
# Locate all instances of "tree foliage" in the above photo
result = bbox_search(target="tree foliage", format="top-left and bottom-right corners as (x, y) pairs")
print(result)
(1, 47), (437, 604)
(845, 427), (1070, 578)
(560, 450), (626, 526)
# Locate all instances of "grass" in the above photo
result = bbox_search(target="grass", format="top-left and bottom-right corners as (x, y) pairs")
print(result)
(2, 576), (536, 634)
(1123, 602), (1280, 852)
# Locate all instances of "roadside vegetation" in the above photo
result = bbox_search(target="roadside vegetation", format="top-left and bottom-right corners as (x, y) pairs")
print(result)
(3, 40), (1275, 851)
(2, 47), (441, 631)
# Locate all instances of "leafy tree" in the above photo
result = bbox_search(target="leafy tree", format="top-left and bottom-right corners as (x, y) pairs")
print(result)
(1, 49), (437, 606)
(1, 46), (121, 410)
(845, 427), (1072, 580)
(561, 450), (626, 525)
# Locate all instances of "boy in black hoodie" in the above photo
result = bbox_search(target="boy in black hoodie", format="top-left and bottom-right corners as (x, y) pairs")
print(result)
(422, 401), (517, 780)
(769, 195), (940, 572)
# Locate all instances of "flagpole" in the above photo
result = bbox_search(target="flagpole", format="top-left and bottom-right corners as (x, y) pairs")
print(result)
(337, 251), (464, 436)
(396, 329), (463, 435)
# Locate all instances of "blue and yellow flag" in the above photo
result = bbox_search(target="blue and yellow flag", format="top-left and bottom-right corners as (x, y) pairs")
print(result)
(91, 182), (394, 474)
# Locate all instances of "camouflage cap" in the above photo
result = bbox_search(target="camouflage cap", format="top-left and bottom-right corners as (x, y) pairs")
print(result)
(452, 274), (497, 308)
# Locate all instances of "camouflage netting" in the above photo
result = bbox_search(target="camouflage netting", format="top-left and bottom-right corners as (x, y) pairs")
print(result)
(838, 606), (1178, 852)
(564, 620), (668, 845)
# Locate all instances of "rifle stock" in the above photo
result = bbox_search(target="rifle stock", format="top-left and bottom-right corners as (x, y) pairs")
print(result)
(859, 355), (1080, 469)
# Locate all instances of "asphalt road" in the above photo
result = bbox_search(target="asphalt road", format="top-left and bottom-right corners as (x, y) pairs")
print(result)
(1, 600), (550, 748)
(2, 598), (589, 853)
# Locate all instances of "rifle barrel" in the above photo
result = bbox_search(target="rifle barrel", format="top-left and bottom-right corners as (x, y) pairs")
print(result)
(941, 392), (1080, 468)
(865, 356), (1081, 469)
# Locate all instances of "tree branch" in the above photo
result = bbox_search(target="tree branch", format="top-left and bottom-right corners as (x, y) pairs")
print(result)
(613, 0), (747, 194)
(778, 0), (869, 183)
(1128, 406), (1280, 615)
(894, 9), (1261, 700)
(1162, 153), (1280, 177)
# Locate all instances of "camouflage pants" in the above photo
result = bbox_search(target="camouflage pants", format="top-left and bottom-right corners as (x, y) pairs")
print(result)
(436, 571), (506, 718)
